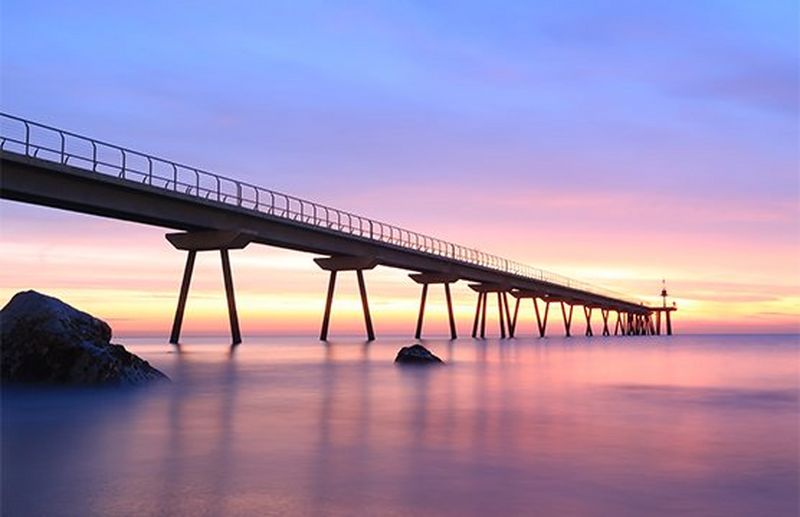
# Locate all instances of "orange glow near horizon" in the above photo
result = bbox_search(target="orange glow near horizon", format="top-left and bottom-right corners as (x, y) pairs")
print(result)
(1, 198), (797, 338)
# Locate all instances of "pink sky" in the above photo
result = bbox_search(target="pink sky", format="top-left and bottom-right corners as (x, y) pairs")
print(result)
(1, 188), (796, 337)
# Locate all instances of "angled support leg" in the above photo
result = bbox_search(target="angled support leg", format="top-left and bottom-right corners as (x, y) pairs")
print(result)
(584, 306), (593, 337)
(219, 250), (241, 346)
(511, 297), (520, 338)
(320, 271), (337, 341)
(170, 250), (197, 345)
(502, 293), (513, 338)
(497, 292), (507, 339)
(444, 283), (457, 339)
(614, 311), (621, 336)
(533, 298), (550, 337)
(220, 249), (242, 346)
(415, 283), (429, 339)
(356, 270), (375, 341)
(472, 292), (483, 338)
(480, 292), (488, 339)
(561, 302), (574, 337)
(601, 309), (610, 336)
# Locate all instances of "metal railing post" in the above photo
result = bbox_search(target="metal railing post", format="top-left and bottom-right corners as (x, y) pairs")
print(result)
(23, 121), (30, 156)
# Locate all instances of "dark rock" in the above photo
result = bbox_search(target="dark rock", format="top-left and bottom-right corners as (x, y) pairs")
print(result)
(395, 344), (444, 365)
(1, 290), (169, 386)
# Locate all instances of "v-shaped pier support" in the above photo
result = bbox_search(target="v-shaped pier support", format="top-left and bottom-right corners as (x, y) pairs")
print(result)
(410, 273), (460, 339)
(167, 230), (253, 346)
(469, 284), (512, 339)
(315, 256), (379, 341)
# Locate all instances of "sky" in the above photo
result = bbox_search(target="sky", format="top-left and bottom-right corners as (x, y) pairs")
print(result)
(1, 1), (798, 336)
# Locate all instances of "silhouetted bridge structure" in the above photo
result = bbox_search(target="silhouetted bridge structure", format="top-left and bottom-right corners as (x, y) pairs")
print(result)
(0, 113), (675, 344)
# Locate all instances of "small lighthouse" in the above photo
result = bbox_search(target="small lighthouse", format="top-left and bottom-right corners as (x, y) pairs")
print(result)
(654, 279), (675, 335)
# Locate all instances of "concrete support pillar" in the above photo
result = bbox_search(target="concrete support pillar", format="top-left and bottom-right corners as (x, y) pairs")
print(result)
(509, 291), (552, 338)
(480, 292), (488, 338)
(601, 308), (611, 336)
(415, 283), (429, 340)
(472, 292), (484, 338)
(356, 270), (375, 341)
(511, 296), (521, 337)
(320, 271), (337, 341)
(584, 306), (594, 336)
(315, 256), (379, 341)
(166, 230), (253, 347)
(497, 293), (507, 339)
(656, 311), (662, 335)
(469, 284), (510, 339)
(170, 250), (197, 345)
(534, 298), (550, 337)
(445, 283), (457, 339)
(666, 310), (673, 335)
(220, 249), (241, 345)
(410, 273), (459, 340)
(502, 292), (513, 338)
(561, 301), (574, 337)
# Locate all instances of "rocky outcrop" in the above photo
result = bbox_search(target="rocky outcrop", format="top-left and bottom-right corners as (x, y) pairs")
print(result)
(395, 344), (444, 365)
(1, 290), (168, 386)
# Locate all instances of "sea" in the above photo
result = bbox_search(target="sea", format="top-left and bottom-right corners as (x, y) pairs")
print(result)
(2, 334), (798, 516)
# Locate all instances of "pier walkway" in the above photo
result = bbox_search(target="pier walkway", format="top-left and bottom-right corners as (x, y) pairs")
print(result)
(0, 113), (675, 344)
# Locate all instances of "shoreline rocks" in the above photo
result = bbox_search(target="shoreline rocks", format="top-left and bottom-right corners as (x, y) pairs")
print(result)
(1, 290), (168, 386)
(395, 344), (444, 365)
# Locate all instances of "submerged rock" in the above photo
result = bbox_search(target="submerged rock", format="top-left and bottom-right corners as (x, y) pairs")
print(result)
(0, 290), (168, 386)
(395, 344), (444, 365)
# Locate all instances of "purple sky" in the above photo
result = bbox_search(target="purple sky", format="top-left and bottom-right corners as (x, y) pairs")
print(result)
(1, 1), (798, 334)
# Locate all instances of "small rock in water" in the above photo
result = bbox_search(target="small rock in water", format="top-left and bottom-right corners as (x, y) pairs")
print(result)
(0, 290), (169, 386)
(395, 344), (444, 365)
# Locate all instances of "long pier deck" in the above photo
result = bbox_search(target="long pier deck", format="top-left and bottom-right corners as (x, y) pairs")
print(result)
(0, 113), (673, 343)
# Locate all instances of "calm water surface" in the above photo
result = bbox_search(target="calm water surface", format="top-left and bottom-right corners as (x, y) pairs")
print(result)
(3, 334), (798, 516)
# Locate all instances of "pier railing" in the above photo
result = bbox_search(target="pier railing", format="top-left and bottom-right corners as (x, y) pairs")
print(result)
(0, 113), (644, 306)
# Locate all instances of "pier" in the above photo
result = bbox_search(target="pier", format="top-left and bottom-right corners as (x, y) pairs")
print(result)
(0, 113), (676, 344)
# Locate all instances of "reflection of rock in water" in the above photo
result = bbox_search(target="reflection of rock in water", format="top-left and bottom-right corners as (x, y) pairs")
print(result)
(394, 344), (444, 365)
(1, 290), (168, 385)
